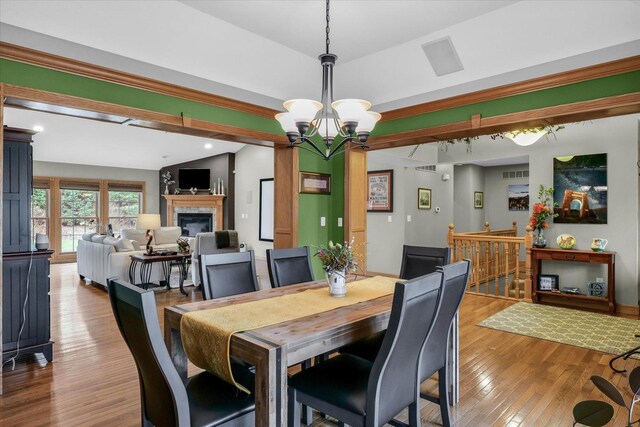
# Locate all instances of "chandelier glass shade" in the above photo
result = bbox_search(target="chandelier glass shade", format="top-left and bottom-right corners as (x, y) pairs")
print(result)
(506, 130), (547, 146)
(275, 0), (380, 160)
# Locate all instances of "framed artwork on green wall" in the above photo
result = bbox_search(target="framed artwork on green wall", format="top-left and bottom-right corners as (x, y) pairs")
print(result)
(299, 171), (331, 194)
(418, 188), (432, 210)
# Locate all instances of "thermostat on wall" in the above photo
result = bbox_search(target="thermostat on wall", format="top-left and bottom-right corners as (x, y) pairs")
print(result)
(239, 243), (247, 252)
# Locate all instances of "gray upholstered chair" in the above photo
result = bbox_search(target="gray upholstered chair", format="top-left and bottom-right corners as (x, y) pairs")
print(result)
(191, 231), (240, 287)
(287, 270), (444, 427)
(107, 279), (255, 427)
(199, 251), (259, 300)
(266, 246), (314, 288)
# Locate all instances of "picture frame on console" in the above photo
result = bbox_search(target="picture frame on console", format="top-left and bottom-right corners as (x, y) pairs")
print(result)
(538, 274), (559, 291)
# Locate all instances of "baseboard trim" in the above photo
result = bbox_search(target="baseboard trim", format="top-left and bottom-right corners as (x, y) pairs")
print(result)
(617, 304), (639, 316)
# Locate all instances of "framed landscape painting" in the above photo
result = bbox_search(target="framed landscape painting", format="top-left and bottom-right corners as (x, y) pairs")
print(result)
(508, 184), (529, 211)
(368, 170), (393, 212)
(553, 153), (607, 224)
(418, 188), (432, 210)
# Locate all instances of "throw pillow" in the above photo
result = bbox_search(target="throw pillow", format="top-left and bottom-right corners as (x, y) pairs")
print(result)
(121, 229), (148, 245)
(91, 234), (108, 244)
(103, 236), (134, 252)
(82, 232), (98, 241)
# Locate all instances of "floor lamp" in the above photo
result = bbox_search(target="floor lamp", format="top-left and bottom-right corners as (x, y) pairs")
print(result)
(137, 213), (161, 254)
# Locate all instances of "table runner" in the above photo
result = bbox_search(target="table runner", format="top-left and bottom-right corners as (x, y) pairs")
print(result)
(180, 276), (398, 393)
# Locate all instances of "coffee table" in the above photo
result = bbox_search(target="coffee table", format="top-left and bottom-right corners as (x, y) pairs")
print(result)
(129, 252), (191, 295)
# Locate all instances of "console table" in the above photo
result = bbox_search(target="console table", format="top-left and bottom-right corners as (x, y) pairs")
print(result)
(531, 248), (615, 313)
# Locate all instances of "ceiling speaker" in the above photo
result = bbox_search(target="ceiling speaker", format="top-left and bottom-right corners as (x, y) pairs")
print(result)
(422, 36), (464, 76)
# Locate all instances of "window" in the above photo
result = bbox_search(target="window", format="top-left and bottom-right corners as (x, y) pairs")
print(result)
(60, 188), (99, 253)
(31, 188), (50, 244)
(108, 190), (142, 234)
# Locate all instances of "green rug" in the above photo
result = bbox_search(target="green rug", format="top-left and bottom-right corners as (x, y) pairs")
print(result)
(478, 302), (640, 357)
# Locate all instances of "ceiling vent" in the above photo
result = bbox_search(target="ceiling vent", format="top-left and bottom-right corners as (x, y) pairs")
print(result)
(502, 169), (529, 179)
(422, 36), (464, 76)
(415, 165), (437, 172)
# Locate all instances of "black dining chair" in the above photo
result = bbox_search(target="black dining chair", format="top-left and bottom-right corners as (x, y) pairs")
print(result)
(399, 245), (450, 280)
(107, 279), (255, 427)
(199, 251), (260, 300)
(287, 270), (444, 427)
(339, 260), (471, 427)
(266, 246), (315, 288)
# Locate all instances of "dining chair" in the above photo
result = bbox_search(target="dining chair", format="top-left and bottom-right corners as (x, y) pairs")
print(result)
(266, 246), (314, 288)
(199, 251), (259, 300)
(399, 245), (451, 280)
(339, 260), (471, 427)
(287, 270), (444, 427)
(107, 279), (255, 427)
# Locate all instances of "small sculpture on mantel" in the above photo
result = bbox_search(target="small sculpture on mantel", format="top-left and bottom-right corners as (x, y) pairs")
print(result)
(209, 187), (216, 195)
(174, 188), (181, 195)
(190, 187), (198, 195)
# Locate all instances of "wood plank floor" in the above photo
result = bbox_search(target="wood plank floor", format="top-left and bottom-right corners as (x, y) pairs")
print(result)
(1, 262), (638, 426)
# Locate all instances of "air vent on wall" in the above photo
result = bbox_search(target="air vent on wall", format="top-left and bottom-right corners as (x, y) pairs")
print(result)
(415, 165), (437, 172)
(422, 36), (464, 76)
(502, 170), (529, 179)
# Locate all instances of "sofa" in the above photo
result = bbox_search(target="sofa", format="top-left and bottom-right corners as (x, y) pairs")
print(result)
(77, 227), (182, 288)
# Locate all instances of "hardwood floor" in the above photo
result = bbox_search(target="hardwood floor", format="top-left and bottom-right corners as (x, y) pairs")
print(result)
(1, 262), (638, 426)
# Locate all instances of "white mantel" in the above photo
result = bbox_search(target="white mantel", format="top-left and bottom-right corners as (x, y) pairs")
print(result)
(163, 195), (225, 231)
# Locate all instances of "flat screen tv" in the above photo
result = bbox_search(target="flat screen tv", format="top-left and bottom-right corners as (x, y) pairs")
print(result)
(178, 168), (210, 190)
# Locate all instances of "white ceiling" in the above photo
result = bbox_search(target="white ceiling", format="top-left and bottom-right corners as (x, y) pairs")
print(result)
(1, 1), (639, 108)
(3, 108), (245, 170)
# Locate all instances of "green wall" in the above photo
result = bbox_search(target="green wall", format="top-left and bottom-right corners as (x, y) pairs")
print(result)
(373, 70), (640, 136)
(0, 59), (281, 134)
(297, 147), (345, 279)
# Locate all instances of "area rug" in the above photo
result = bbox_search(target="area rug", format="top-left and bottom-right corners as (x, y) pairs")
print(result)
(478, 302), (640, 357)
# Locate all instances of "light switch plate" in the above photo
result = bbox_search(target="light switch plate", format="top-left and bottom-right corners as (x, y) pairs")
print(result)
(338, 217), (343, 227)
(407, 215), (412, 222)
(387, 216), (392, 223)
(321, 217), (326, 226)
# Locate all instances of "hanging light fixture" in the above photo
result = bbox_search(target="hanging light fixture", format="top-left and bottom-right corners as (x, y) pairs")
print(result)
(275, 0), (380, 160)
(505, 129), (547, 146)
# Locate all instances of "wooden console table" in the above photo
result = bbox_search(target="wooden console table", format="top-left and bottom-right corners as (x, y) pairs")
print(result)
(531, 248), (615, 313)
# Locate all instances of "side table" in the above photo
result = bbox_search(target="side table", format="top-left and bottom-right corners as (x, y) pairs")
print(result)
(129, 252), (191, 296)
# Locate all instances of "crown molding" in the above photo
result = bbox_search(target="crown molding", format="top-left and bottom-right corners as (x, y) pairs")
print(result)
(0, 41), (279, 120)
(381, 55), (640, 123)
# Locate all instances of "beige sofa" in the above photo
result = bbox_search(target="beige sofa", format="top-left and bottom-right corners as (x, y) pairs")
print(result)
(77, 227), (182, 288)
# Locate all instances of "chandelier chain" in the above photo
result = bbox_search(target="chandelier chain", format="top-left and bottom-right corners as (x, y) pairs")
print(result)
(326, 0), (330, 54)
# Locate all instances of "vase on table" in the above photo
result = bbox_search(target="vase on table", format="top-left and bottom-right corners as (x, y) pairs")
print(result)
(534, 226), (547, 248)
(327, 269), (347, 297)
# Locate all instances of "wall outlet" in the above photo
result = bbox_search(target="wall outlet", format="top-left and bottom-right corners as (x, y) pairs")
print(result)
(435, 207), (441, 213)
(320, 217), (326, 227)
(407, 215), (412, 222)
(338, 217), (343, 227)
(387, 216), (392, 223)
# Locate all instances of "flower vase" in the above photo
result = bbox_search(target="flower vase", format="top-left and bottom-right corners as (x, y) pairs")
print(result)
(164, 185), (169, 195)
(534, 227), (547, 248)
(327, 269), (347, 297)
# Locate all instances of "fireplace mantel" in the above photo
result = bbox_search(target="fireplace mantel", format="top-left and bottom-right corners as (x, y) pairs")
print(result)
(162, 195), (225, 231)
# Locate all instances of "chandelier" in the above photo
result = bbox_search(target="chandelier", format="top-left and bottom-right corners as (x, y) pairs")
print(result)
(275, 0), (380, 160)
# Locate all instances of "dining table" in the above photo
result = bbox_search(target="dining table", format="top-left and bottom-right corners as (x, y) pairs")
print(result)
(164, 277), (459, 427)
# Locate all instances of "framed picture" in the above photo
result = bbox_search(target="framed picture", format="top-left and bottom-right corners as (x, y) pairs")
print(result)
(508, 184), (529, 211)
(538, 274), (559, 291)
(259, 178), (274, 242)
(368, 170), (393, 212)
(553, 153), (607, 224)
(418, 188), (432, 210)
(299, 171), (331, 194)
(474, 191), (484, 209)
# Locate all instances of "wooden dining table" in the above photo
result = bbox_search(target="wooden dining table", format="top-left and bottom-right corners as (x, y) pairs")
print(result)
(164, 278), (459, 427)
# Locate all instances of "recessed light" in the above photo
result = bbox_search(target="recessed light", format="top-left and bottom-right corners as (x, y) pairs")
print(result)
(33, 125), (44, 132)
(162, 155), (168, 159)
(204, 143), (213, 149)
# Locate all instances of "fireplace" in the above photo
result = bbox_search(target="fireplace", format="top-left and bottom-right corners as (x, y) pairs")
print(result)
(177, 213), (213, 237)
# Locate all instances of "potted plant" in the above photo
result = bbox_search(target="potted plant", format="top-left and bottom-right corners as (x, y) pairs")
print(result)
(529, 184), (559, 248)
(315, 238), (357, 297)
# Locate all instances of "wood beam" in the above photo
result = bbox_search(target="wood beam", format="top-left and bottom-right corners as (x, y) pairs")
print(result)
(273, 147), (299, 249)
(344, 149), (368, 273)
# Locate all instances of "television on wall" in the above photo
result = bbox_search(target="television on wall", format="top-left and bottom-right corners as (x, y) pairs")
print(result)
(178, 168), (210, 190)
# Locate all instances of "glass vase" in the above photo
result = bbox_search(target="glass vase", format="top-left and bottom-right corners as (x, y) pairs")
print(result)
(327, 269), (347, 297)
(534, 227), (547, 248)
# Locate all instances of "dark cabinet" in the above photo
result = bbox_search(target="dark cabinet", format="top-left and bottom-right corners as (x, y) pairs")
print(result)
(3, 127), (34, 253)
(2, 251), (53, 362)
(2, 127), (52, 363)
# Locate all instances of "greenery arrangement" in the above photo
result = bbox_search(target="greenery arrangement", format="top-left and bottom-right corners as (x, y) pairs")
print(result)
(573, 368), (640, 426)
(315, 238), (357, 274)
(529, 184), (559, 231)
(161, 170), (175, 194)
(437, 124), (566, 153)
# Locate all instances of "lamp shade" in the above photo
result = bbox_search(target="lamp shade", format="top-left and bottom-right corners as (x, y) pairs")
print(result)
(331, 99), (371, 122)
(355, 111), (381, 133)
(283, 99), (323, 123)
(312, 118), (342, 139)
(35, 233), (49, 250)
(136, 213), (161, 230)
(506, 130), (547, 146)
(275, 112), (299, 133)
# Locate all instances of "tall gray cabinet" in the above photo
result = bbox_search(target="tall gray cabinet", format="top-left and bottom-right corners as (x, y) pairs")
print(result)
(2, 127), (53, 363)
